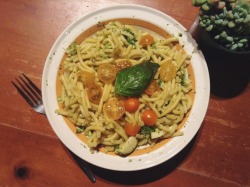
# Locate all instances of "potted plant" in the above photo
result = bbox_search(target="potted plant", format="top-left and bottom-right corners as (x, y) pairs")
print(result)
(190, 0), (250, 97)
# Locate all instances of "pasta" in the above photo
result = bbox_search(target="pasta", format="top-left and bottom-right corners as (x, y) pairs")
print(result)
(56, 21), (193, 156)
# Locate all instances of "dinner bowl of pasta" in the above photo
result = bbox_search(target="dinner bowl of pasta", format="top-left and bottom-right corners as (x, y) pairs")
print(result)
(42, 4), (210, 171)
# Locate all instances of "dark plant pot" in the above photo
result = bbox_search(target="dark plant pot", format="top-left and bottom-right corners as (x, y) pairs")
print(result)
(190, 20), (250, 98)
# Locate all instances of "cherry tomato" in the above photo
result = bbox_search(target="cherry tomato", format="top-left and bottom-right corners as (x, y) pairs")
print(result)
(141, 109), (157, 126)
(97, 63), (117, 84)
(124, 98), (140, 113)
(144, 80), (160, 96)
(160, 60), (177, 82)
(103, 98), (125, 120)
(124, 123), (141, 136)
(86, 84), (102, 104)
(115, 60), (132, 71)
(78, 71), (95, 87)
(140, 34), (154, 47)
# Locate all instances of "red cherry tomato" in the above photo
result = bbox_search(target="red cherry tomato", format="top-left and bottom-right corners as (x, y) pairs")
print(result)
(124, 123), (141, 136)
(160, 60), (176, 82)
(103, 98), (125, 120)
(124, 98), (140, 113)
(141, 109), (157, 126)
(144, 80), (160, 96)
(140, 34), (154, 47)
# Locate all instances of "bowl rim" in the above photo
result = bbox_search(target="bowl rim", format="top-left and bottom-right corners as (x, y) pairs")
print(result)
(42, 4), (210, 171)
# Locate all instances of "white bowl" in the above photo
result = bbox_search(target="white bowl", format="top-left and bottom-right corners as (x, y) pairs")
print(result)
(42, 4), (210, 171)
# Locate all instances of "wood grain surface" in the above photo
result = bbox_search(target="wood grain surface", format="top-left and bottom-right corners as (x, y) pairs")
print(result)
(0, 0), (249, 186)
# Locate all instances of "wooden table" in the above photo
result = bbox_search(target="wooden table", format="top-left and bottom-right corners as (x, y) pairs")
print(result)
(0, 0), (249, 186)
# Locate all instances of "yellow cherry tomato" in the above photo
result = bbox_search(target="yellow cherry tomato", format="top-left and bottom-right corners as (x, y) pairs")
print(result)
(115, 60), (132, 71)
(78, 71), (95, 87)
(86, 84), (102, 104)
(103, 98), (125, 120)
(97, 63), (117, 84)
(160, 60), (176, 82)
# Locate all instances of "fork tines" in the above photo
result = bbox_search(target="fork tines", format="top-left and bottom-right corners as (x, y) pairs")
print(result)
(11, 74), (42, 107)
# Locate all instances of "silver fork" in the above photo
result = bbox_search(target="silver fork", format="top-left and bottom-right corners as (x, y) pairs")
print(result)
(11, 73), (96, 183)
(11, 74), (45, 115)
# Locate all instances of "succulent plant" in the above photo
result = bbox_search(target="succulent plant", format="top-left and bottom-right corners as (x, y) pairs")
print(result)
(192, 0), (250, 51)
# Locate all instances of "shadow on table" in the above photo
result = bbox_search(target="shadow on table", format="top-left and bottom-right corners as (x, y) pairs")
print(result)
(200, 46), (250, 98)
(90, 135), (197, 185)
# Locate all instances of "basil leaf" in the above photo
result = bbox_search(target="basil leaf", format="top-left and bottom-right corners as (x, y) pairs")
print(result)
(115, 61), (159, 96)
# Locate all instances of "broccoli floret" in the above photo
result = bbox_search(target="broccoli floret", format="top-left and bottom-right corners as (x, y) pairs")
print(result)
(76, 126), (85, 134)
(123, 28), (137, 46)
(140, 126), (155, 136)
(180, 69), (190, 86)
(66, 42), (77, 55)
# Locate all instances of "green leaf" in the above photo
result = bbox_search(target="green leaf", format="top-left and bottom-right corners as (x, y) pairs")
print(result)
(114, 61), (159, 97)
